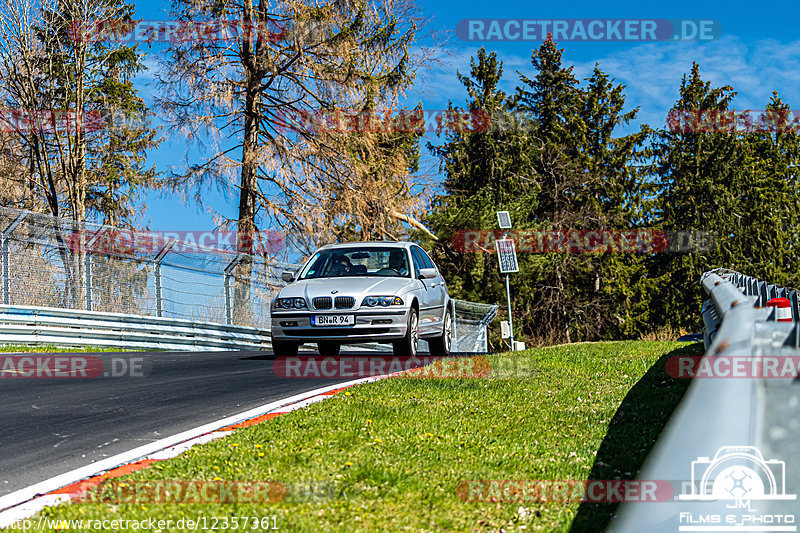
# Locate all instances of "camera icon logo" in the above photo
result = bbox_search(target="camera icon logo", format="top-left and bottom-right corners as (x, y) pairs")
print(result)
(679, 446), (796, 501)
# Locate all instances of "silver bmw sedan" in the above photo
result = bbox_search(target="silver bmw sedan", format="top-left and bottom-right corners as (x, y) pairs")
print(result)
(270, 242), (453, 357)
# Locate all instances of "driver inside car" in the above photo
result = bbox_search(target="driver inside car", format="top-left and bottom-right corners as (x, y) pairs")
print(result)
(388, 250), (408, 276)
(331, 255), (353, 276)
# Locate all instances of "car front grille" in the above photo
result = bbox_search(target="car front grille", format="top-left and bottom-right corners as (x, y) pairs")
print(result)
(313, 297), (332, 309)
(334, 296), (355, 309)
(284, 328), (390, 337)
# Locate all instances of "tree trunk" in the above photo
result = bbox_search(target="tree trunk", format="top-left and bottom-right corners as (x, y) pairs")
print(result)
(233, 6), (260, 325)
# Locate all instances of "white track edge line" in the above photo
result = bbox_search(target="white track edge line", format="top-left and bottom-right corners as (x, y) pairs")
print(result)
(0, 374), (390, 519)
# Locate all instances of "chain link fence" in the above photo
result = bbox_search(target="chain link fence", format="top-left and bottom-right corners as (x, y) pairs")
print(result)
(0, 207), (496, 352)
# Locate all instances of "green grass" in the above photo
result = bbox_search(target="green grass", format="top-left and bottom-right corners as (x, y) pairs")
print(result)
(0, 345), (135, 353)
(13, 340), (702, 532)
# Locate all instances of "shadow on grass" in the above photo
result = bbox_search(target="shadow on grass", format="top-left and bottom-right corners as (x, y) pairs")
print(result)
(569, 342), (704, 533)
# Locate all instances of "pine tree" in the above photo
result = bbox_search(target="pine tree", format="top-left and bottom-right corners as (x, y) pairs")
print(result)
(424, 47), (539, 342)
(651, 62), (742, 329)
(734, 93), (800, 286)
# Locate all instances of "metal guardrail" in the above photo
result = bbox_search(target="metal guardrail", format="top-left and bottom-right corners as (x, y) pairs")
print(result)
(612, 269), (800, 531)
(0, 301), (498, 353)
(0, 304), (270, 351)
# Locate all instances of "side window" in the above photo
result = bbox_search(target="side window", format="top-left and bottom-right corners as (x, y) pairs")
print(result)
(410, 247), (424, 278)
(418, 248), (436, 270)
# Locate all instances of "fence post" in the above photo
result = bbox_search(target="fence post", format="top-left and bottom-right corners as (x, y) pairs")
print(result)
(153, 239), (177, 318)
(84, 253), (92, 310)
(1, 213), (27, 305)
(80, 227), (110, 312)
(1, 234), (6, 306)
(224, 254), (245, 325)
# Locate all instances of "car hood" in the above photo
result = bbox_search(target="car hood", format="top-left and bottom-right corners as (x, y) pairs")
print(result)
(279, 277), (415, 301)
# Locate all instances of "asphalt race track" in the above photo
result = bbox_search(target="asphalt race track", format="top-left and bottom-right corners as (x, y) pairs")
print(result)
(0, 350), (355, 497)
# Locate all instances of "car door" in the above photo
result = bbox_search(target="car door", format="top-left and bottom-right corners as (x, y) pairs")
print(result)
(417, 246), (447, 327)
(411, 246), (445, 335)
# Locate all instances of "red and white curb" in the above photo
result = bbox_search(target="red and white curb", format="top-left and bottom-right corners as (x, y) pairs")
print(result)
(0, 375), (391, 528)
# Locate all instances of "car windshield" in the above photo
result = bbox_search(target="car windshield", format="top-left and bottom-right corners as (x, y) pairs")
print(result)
(297, 247), (411, 279)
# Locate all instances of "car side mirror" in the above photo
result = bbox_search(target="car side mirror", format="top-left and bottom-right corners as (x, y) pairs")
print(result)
(419, 267), (438, 279)
(281, 271), (295, 283)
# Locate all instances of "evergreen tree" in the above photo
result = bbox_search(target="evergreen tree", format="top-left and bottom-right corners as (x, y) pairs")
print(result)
(651, 63), (742, 329)
(515, 37), (649, 342)
(732, 93), (800, 286)
(427, 40), (650, 345)
(424, 47), (540, 344)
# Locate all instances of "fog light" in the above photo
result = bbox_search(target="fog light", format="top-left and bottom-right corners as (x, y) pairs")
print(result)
(372, 319), (392, 325)
(280, 321), (298, 327)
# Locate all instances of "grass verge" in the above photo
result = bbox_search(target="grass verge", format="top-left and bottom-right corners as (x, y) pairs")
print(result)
(11, 340), (702, 532)
(0, 345), (134, 353)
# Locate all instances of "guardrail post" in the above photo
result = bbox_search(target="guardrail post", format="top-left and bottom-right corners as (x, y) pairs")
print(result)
(153, 239), (177, 317)
(1, 213), (26, 305)
(224, 254), (245, 325)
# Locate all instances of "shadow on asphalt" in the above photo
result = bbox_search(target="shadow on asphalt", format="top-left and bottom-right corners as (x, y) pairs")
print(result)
(236, 350), (405, 362)
(238, 353), (276, 361)
(569, 342), (704, 533)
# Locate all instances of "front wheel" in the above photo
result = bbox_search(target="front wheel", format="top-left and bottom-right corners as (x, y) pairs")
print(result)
(393, 308), (419, 357)
(429, 308), (452, 356)
(271, 336), (298, 357)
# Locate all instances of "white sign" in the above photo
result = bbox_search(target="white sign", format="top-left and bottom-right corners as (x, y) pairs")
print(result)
(501, 320), (510, 339)
(496, 211), (512, 229)
(496, 238), (519, 273)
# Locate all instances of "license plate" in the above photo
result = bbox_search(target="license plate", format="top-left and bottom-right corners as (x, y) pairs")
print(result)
(312, 315), (354, 326)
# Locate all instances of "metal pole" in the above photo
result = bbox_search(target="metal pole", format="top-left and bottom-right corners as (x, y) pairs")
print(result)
(84, 253), (92, 311)
(224, 273), (232, 325)
(1, 235), (8, 305)
(501, 229), (515, 351)
(1, 213), (27, 306)
(223, 254), (245, 326)
(505, 273), (514, 350)
(153, 239), (177, 319)
(82, 226), (110, 313)
(155, 263), (163, 317)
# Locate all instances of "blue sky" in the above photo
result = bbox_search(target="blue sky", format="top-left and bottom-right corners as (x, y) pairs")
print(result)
(130, 0), (800, 231)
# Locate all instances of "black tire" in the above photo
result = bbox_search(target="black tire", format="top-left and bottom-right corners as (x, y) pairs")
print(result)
(271, 336), (298, 357)
(317, 341), (340, 356)
(429, 308), (452, 356)
(393, 307), (419, 357)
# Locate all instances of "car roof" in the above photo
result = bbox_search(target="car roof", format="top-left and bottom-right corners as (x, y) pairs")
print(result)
(317, 241), (416, 251)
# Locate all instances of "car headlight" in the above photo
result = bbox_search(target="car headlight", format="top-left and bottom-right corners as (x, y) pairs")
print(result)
(274, 298), (307, 309)
(362, 296), (404, 307)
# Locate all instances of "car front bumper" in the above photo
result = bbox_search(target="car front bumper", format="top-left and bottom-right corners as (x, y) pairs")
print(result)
(270, 307), (410, 343)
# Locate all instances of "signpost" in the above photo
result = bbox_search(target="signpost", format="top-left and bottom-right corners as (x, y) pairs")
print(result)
(495, 211), (519, 350)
